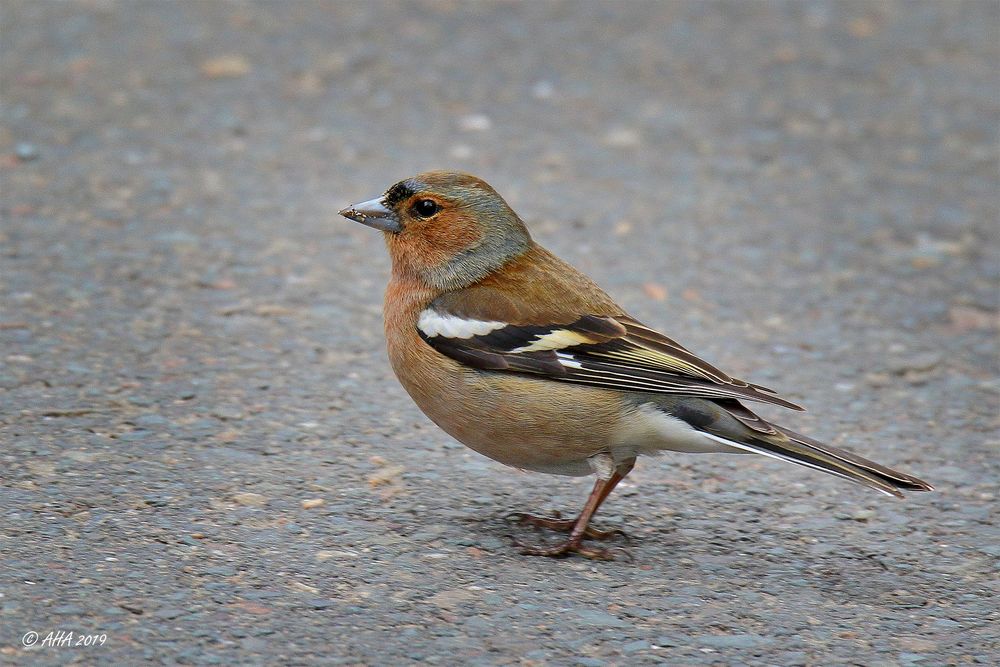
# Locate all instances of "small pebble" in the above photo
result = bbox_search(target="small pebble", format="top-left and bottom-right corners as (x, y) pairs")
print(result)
(532, 80), (555, 99)
(603, 127), (641, 148)
(458, 114), (492, 131)
(200, 55), (251, 78)
(231, 492), (267, 507)
(15, 142), (39, 161)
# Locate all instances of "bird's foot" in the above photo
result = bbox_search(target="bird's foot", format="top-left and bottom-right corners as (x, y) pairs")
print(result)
(507, 512), (628, 542)
(511, 536), (618, 561)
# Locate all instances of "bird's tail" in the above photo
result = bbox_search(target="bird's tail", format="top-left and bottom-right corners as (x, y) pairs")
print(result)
(704, 425), (934, 498)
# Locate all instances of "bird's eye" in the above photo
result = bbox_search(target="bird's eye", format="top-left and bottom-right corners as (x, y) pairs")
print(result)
(412, 199), (439, 218)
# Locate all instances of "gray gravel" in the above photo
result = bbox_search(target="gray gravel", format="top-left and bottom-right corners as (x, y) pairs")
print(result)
(2, 1), (998, 665)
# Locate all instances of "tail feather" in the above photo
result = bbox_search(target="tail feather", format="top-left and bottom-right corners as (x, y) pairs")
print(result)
(774, 426), (933, 494)
(701, 424), (934, 498)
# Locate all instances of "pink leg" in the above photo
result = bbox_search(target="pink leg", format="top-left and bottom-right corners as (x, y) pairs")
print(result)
(512, 459), (635, 560)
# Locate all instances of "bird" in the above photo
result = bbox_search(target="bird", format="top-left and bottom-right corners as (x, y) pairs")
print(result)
(339, 171), (933, 560)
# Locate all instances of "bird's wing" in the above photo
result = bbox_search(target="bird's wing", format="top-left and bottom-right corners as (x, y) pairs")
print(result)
(417, 290), (804, 411)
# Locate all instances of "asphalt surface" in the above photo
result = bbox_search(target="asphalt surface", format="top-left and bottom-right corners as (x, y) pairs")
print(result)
(2, 1), (998, 665)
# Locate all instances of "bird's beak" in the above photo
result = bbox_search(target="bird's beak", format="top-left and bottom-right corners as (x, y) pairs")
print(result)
(338, 197), (402, 233)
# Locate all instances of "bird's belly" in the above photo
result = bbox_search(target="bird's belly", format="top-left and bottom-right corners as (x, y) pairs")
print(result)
(391, 352), (626, 476)
(387, 328), (743, 476)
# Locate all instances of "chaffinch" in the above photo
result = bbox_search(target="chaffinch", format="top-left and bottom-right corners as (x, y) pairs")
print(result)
(340, 171), (932, 560)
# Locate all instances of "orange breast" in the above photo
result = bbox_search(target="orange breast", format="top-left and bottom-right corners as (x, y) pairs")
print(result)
(382, 277), (624, 476)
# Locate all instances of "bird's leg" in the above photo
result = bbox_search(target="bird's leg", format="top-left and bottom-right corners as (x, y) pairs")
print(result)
(511, 468), (629, 540)
(514, 456), (635, 537)
(513, 457), (635, 559)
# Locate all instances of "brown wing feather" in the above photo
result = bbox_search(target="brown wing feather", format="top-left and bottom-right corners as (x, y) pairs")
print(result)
(420, 298), (803, 410)
(422, 246), (802, 410)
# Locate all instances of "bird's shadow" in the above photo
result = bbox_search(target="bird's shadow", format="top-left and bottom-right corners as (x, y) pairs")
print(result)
(463, 509), (918, 605)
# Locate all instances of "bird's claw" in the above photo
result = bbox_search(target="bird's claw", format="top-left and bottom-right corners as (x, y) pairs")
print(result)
(510, 536), (617, 561)
(586, 526), (631, 543)
(508, 512), (629, 542)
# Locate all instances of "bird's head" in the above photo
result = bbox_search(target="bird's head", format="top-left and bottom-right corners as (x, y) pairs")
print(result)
(340, 171), (531, 290)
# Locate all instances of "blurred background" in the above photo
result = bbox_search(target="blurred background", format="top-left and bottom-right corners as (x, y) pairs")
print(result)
(2, 1), (998, 665)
